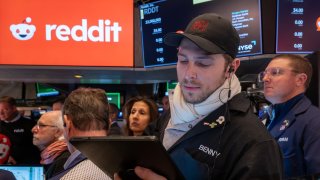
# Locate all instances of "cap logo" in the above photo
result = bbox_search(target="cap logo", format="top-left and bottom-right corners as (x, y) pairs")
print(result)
(176, 30), (184, 34)
(191, 20), (209, 32)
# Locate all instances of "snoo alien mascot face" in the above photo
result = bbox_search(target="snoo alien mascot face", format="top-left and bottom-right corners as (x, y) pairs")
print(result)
(0, 134), (11, 164)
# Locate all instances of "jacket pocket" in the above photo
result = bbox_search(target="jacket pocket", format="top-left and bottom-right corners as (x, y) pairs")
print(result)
(283, 153), (302, 178)
(184, 146), (220, 179)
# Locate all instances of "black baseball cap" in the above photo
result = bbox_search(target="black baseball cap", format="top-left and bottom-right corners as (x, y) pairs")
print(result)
(164, 13), (240, 59)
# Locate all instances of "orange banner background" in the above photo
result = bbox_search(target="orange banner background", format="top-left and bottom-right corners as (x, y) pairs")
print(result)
(0, 0), (133, 67)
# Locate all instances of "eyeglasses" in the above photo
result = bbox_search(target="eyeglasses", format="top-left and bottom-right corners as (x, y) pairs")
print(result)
(258, 67), (299, 82)
(34, 123), (57, 130)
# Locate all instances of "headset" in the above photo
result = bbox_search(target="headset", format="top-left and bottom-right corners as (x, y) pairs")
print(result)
(227, 65), (234, 99)
(211, 98), (230, 179)
(212, 64), (234, 178)
(228, 65), (234, 73)
(219, 65), (234, 102)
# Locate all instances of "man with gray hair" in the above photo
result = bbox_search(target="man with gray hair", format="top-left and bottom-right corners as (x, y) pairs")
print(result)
(32, 111), (70, 179)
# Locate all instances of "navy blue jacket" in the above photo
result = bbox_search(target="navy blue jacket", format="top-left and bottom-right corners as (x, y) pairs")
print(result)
(268, 95), (320, 178)
(158, 92), (283, 180)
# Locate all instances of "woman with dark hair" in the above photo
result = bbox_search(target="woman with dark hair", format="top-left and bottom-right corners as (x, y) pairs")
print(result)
(123, 96), (159, 136)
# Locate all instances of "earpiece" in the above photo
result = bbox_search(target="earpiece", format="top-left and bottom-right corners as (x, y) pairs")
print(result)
(227, 65), (234, 99)
(228, 66), (234, 73)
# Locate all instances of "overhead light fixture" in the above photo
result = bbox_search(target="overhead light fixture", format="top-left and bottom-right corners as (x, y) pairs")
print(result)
(74, 75), (83, 79)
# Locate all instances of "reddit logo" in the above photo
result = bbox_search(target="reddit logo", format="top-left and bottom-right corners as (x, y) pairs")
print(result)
(317, 17), (320, 31)
(10, 17), (36, 40)
(0, 134), (11, 164)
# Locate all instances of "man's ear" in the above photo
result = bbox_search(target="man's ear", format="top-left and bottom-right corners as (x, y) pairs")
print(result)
(225, 58), (240, 78)
(63, 114), (73, 128)
(63, 114), (74, 138)
(55, 129), (64, 139)
(296, 73), (307, 87)
(231, 58), (240, 73)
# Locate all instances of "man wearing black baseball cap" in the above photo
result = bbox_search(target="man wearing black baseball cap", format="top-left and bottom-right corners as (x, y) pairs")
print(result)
(115, 13), (283, 180)
(164, 13), (240, 59)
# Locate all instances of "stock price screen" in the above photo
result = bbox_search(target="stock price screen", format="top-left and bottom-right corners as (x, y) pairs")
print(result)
(276, 0), (320, 53)
(140, 0), (262, 67)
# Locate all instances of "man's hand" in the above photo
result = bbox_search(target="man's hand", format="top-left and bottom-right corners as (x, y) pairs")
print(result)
(114, 166), (167, 180)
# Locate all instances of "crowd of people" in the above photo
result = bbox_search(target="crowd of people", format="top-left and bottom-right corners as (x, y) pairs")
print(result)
(0, 12), (319, 180)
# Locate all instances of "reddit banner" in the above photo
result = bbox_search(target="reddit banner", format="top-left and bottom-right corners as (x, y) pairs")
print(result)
(0, 0), (133, 67)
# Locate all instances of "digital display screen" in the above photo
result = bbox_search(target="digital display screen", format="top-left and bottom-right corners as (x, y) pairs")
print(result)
(166, 81), (178, 92)
(0, 166), (44, 180)
(140, 0), (262, 68)
(106, 92), (121, 109)
(0, 0), (133, 67)
(36, 83), (59, 97)
(276, 0), (320, 53)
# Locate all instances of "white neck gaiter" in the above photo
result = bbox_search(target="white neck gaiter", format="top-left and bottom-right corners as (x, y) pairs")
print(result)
(169, 74), (242, 125)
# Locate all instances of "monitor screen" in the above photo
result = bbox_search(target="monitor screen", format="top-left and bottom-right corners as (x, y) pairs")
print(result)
(158, 107), (164, 113)
(140, 0), (262, 68)
(118, 111), (123, 119)
(36, 83), (59, 97)
(0, 166), (44, 180)
(0, 0), (133, 67)
(166, 81), (178, 92)
(276, 0), (320, 53)
(106, 92), (121, 109)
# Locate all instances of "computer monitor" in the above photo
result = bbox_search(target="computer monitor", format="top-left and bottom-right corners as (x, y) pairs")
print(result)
(36, 83), (59, 97)
(276, 0), (320, 53)
(106, 92), (121, 109)
(140, 0), (263, 67)
(166, 81), (178, 92)
(0, 166), (44, 180)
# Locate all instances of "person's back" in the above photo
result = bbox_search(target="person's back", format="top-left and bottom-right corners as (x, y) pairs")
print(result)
(49, 87), (111, 180)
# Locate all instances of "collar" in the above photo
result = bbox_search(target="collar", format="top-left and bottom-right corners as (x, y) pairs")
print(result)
(168, 92), (249, 134)
(227, 92), (251, 114)
(3, 113), (21, 123)
(167, 92), (250, 151)
(273, 93), (304, 118)
(201, 92), (251, 127)
(63, 150), (81, 169)
(268, 94), (311, 137)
